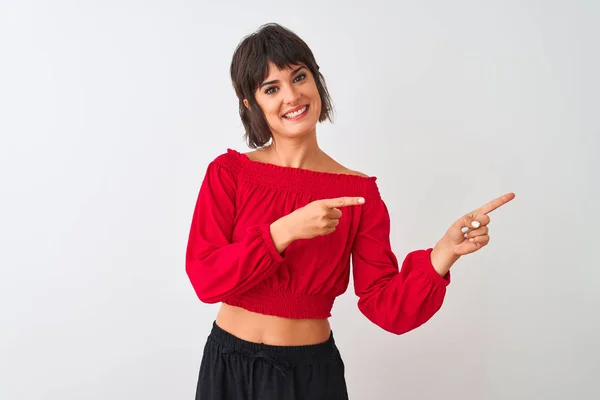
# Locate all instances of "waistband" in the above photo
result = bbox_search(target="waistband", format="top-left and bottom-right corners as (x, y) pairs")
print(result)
(207, 321), (340, 365)
(223, 288), (336, 319)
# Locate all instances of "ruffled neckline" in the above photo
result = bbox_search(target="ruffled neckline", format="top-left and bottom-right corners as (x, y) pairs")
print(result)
(227, 148), (378, 182)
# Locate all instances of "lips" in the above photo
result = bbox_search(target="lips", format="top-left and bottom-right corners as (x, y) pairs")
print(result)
(282, 105), (309, 119)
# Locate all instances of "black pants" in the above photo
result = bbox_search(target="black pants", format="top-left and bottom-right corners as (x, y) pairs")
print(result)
(195, 321), (349, 400)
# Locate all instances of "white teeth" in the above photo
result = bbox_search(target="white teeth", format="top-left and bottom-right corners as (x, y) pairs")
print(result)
(284, 106), (307, 118)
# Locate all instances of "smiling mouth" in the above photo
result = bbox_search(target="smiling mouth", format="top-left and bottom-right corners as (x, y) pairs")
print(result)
(283, 105), (309, 119)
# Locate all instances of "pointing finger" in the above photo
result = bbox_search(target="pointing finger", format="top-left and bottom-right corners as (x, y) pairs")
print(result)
(323, 197), (365, 209)
(477, 192), (515, 215)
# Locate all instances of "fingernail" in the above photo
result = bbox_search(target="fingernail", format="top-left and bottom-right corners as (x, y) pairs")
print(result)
(469, 238), (474, 242)
(471, 221), (480, 228)
(463, 233), (468, 238)
(461, 227), (469, 233)
(357, 198), (365, 204)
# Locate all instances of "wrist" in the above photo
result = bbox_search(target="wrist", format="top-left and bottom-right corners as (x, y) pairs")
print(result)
(430, 239), (460, 277)
(270, 216), (295, 253)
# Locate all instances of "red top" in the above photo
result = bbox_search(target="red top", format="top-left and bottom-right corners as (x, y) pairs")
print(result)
(186, 149), (450, 335)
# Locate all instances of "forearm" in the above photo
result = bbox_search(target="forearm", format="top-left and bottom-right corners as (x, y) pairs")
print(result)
(430, 239), (460, 277)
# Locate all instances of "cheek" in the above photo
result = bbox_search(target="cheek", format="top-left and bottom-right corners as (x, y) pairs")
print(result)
(306, 84), (321, 110)
(263, 111), (279, 127)
(312, 93), (322, 116)
(257, 100), (281, 123)
(269, 106), (283, 124)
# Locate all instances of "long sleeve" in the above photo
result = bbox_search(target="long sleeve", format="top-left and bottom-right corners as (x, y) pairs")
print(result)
(351, 194), (450, 335)
(185, 158), (286, 304)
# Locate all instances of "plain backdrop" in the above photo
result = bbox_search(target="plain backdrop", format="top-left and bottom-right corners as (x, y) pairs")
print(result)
(1, 1), (598, 399)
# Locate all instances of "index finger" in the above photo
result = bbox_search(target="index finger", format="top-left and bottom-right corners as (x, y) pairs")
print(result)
(323, 197), (365, 209)
(477, 192), (515, 215)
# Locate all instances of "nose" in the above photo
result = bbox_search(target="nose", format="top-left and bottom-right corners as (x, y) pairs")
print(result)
(282, 84), (301, 105)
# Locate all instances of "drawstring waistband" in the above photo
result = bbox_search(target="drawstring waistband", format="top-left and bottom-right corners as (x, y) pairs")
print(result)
(207, 321), (339, 366)
(221, 347), (291, 376)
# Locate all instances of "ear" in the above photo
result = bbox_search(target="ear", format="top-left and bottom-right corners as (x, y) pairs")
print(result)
(243, 99), (250, 110)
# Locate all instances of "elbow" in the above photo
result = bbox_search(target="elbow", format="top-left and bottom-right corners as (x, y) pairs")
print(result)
(189, 278), (223, 304)
(186, 260), (222, 304)
(384, 316), (428, 335)
(359, 300), (444, 336)
(196, 292), (221, 304)
(370, 312), (424, 336)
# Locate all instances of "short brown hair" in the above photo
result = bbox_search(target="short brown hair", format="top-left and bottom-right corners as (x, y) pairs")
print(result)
(229, 23), (334, 148)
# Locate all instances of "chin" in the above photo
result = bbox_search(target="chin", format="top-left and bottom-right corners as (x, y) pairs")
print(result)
(285, 129), (314, 139)
(281, 121), (318, 138)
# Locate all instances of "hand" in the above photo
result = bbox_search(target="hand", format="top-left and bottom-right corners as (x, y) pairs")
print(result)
(270, 196), (365, 252)
(443, 192), (516, 257)
(287, 196), (366, 239)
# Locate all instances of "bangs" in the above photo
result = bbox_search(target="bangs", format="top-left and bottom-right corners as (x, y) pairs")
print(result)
(250, 52), (307, 93)
(232, 23), (319, 95)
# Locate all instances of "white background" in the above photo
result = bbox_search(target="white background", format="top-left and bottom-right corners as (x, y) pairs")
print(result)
(1, 1), (598, 399)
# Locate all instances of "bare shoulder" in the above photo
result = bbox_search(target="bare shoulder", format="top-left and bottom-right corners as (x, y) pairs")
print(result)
(243, 148), (266, 162)
(323, 156), (370, 177)
(340, 168), (370, 178)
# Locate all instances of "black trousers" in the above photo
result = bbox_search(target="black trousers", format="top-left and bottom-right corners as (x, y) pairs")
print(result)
(195, 321), (349, 400)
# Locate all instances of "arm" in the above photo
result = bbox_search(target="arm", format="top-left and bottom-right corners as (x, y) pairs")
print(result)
(185, 160), (286, 303)
(351, 196), (451, 335)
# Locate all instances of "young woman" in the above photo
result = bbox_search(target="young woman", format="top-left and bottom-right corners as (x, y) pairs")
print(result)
(185, 23), (514, 400)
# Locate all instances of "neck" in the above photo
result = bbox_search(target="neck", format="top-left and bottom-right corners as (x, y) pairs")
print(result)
(266, 128), (325, 169)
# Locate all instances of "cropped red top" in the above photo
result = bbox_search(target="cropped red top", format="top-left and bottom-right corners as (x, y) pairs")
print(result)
(185, 149), (450, 335)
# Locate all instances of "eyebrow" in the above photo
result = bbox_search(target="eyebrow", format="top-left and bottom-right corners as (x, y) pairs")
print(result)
(259, 65), (307, 89)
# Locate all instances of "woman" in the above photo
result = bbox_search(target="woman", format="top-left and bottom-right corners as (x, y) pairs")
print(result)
(185, 23), (514, 399)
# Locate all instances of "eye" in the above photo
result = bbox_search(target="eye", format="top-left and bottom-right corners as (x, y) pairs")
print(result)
(294, 73), (307, 83)
(264, 86), (278, 95)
